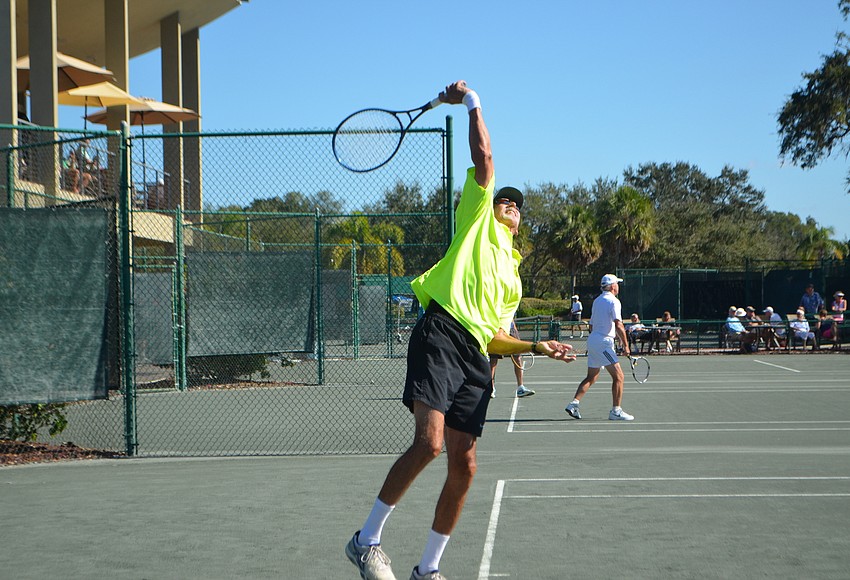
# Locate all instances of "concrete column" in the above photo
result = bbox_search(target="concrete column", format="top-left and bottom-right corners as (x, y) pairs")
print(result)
(28, 0), (59, 200)
(1, 0), (16, 125)
(105, 0), (129, 194)
(0, 0), (17, 206)
(160, 11), (183, 210)
(181, 26), (201, 219)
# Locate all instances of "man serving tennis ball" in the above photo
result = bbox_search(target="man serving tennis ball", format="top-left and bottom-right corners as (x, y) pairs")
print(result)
(346, 80), (576, 580)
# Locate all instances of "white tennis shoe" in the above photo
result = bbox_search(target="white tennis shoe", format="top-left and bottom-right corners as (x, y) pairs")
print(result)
(609, 407), (634, 421)
(516, 385), (535, 398)
(346, 532), (397, 580)
(410, 566), (446, 580)
(565, 402), (581, 419)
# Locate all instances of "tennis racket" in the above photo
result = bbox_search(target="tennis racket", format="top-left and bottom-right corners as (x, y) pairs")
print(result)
(629, 355), (651, 383)
(510, 353), (535, 371)
(332, 97), (443, 172)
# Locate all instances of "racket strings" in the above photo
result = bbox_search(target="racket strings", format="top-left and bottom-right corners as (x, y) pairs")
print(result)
(333, 110), (403, 172)
(631, 357), (651, 383)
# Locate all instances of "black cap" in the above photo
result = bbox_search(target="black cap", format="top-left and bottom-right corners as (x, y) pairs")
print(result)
(495, 186), (524, 209)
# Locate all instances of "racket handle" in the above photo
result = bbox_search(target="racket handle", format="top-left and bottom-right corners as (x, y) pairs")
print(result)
(427, 97), (443, 110)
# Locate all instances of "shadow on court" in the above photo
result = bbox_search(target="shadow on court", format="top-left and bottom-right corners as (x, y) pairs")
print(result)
(2, 354), (849, 579)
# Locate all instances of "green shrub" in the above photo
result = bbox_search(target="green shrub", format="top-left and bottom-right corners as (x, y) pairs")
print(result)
(0, 403), (68, 442)
(187, 354), (270, 382)
(517, 297), (571, 319)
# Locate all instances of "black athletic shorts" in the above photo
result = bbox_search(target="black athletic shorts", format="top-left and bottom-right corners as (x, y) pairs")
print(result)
(403, 301), (492, 437)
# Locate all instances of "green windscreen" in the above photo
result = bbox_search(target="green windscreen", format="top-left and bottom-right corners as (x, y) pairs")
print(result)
(0, 208), (109, 405)
(186, 252), (314, 355)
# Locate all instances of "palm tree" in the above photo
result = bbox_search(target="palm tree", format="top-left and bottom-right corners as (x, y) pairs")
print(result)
(323, 214), (406, 276)
(548, 204), (602, 297)
(598, 186), (656, 269)
(796, 219), (848, 261)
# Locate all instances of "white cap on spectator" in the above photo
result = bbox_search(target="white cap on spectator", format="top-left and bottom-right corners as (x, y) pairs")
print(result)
(735, 308), (746, 316)
(763, 306), (774, 313)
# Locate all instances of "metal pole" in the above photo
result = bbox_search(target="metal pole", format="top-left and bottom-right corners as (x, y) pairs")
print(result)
(315, 209), (324, 384)
(175, 205), (187, 391)
(445, 115), (454, 243)
(5, 148), (13, 207)
(351, 240), (359, 360)
(118, 122), (137, 456)
(387, 241), (393, 358)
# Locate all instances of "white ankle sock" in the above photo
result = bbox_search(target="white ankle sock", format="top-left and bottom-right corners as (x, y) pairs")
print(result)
(418, 529), (450, 575)
(359, 498), (394, 546)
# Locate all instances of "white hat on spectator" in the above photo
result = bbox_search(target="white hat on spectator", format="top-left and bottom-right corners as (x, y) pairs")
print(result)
(734, 308), (746, 316)
(763, 306), (774, 313)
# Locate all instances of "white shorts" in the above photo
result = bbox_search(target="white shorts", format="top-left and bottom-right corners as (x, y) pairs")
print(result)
(587, 334), (619, 369)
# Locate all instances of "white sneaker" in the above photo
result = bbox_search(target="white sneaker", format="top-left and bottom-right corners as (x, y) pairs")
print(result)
(490, 386), (496, 399)
(516, 385), (535, 398)
(410, 566), (446, 580)
(609, 408), (634, 421)
(565, 402), (581, 419)
(346, 531), (397, 580)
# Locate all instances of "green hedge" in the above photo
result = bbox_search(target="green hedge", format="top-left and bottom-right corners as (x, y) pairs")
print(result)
(517, 298), (571, 319)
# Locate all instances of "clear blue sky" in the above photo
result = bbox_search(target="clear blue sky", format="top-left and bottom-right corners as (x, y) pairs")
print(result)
(61, 0), (850, 241)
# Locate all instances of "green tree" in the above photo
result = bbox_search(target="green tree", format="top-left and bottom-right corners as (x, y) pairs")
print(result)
(548, 203), (602, 298)
(363, 181), (448, 275)
(623, 162), (769, 268)
(596, 185), (656, 269)
(796, 218), (848, 261)
(323, 214), (406, 275)
(778, 0), (850, 194)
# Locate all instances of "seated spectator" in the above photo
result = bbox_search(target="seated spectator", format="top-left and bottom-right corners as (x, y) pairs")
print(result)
(659, 310), (680, 352)
(832, 291), (846, 323)
(790, 309), (817, 349)
(762, 306), (786, 349)
(63, 145), (92, 194)
(743, 306), (766, 347)
(73, 138), (100, 195)
(726, 307), (758, 353)
(816, 308), (839, 348)
(626, 313), (653, 352)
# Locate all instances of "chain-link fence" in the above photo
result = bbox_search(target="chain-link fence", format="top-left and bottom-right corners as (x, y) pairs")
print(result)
(1, 122), (451, 456)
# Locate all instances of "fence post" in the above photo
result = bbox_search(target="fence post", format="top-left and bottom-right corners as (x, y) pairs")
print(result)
(175, 205), (187, 391)
(5, 147), (14, 207)
(315, 209), (324, 384)
(118, 122), (137, 456)
(351, 240), (359, 360)
(445, 115), (454, 243)
(386, 240), (393, 358)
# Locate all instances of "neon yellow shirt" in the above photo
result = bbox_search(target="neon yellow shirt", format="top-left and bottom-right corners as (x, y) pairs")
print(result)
(411, 167), (522, 354)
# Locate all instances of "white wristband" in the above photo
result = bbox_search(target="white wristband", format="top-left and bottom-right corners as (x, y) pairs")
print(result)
(462, 91), (481, 112)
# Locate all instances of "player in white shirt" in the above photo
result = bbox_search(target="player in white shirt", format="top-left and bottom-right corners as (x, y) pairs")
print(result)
(565, 274), (635, 421)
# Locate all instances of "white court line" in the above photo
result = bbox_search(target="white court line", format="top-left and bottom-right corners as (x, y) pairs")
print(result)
(507, 397), (520, 433)
(477, 477), (850, 578)
(478, 479), (504, 580)
(508, 493), (850, 499)
(507, 476), (850, 482)
(517, 427), (850, 433)
(753, 359), (801, 372)
(520, 420), (850, 427)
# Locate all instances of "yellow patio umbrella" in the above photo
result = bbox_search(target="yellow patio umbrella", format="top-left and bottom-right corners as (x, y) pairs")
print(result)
(17, 51), (114, 92)
(58, 82), (145, 128)
(85, 97), (200, 127)
(86, 97), (200, 188)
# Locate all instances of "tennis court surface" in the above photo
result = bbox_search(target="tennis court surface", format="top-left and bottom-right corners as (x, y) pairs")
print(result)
(2, 354), (849, 579)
